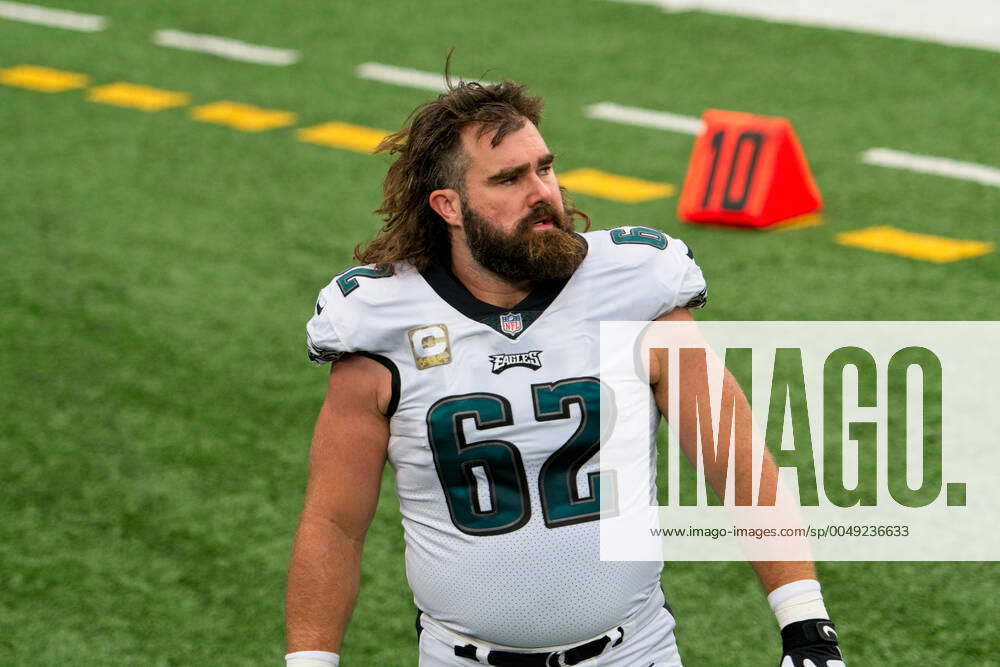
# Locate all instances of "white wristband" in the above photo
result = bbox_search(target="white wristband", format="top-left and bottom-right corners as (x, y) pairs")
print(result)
(285, 650), (340, 666)
(767, 579), (829, 629)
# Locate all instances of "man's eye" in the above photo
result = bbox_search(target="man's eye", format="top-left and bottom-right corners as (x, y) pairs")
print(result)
(500, 176), (517, 185)
(539, 165), (552, 175)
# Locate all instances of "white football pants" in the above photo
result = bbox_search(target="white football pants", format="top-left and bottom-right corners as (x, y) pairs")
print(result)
(418, 607), (683, 667)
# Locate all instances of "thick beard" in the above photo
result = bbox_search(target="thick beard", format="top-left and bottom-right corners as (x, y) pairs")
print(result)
(461, 200), (587, 282)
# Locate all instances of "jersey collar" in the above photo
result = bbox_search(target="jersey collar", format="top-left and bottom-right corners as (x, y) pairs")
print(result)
(419, 236), (587, 340)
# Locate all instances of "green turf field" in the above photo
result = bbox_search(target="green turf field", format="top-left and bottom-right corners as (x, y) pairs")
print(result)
(2, 1), (998, 664)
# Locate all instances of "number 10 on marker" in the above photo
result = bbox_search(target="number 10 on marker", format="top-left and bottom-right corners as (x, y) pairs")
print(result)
(677, 109), (822, 228)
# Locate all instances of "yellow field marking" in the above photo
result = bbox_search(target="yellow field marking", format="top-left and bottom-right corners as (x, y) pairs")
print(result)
(88, 82), (190, 111)
(190, 100), (296, 132)
(836, 226), (994, 263)
(558, 168), (674, 203)
(771, 214), (825, 232)
(0, 64), (89, 92)
(298, 121), (390, 153)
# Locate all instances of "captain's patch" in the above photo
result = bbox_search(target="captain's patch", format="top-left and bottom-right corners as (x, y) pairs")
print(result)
(408, 323), (452, 370)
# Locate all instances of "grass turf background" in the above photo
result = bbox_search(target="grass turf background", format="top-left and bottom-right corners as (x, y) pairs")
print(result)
(2, 1), (998, 664)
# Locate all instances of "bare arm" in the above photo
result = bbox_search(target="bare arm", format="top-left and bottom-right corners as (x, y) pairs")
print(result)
(649, 307), (815, 594)
(285, 354), (392, 652)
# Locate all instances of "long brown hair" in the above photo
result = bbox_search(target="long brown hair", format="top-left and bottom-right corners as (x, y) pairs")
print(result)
(356, 76), (587, 270)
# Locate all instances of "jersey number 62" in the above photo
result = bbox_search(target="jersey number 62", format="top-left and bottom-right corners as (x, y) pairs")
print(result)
(426, 377), (615, 536)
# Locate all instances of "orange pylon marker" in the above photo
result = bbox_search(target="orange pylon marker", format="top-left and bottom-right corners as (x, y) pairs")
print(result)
(678, 110), (822, 228)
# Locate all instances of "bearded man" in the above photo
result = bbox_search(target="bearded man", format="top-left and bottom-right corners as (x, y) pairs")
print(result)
(285, 78), (845, 667)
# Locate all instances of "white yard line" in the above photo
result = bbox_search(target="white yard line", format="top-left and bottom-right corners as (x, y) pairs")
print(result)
(152, 29), (300, 66)
(610, 0), (1000, 53)
(0, 0), (104, 31)
(584, 102), (703, 135)
(356, 62), (495, 92)
(862, 148), (1000, 188)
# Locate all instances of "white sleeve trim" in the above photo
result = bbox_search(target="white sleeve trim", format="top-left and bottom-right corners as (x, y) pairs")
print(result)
(306, 286), (353, 365)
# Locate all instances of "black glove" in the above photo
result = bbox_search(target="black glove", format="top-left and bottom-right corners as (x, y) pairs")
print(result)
(779, 619), (845, 667)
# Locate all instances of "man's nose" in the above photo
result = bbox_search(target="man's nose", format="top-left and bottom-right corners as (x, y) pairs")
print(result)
(526, 171), (552, 206)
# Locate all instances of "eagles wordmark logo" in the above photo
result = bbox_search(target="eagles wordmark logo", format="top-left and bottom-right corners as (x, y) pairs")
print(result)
(488, 351), (542, 374)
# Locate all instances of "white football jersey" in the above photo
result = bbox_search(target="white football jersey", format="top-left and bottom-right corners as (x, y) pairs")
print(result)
(306, 226), (707, 648)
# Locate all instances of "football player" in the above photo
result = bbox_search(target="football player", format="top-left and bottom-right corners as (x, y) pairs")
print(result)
(284, 77), (844, 666)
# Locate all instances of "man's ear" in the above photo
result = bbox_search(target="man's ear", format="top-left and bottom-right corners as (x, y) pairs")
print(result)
(429, 189), (462, 229)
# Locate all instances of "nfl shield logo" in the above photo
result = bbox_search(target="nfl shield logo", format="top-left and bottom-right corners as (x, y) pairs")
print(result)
(500, 312), (523, 335)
